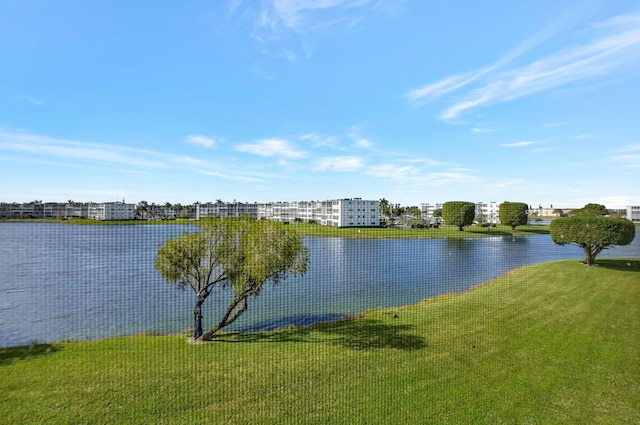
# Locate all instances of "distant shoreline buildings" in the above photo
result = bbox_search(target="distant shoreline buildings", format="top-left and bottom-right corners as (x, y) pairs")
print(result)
(1, 199), (638, 226)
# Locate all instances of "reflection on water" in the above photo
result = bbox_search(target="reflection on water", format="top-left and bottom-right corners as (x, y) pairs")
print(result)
(0, 223), (638, 346)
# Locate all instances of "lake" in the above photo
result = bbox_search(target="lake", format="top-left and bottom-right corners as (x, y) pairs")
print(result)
(1, 222), (638, 347)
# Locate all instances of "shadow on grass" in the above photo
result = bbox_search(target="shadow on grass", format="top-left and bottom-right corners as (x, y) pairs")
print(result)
(215, 318), (427, 351)
(518, 227), (550, 235)
(465, 227), (549, 236)
(596, 259), (640, 272)
(0, 343), (61, 366)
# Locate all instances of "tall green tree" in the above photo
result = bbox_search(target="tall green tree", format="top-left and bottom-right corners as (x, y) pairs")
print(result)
(155, 218), (308, 340)
(442, 201), (475, 231)
(570, 203), (608, 217)
(550, 216), (635, 266)
(499, 201), (529, 230)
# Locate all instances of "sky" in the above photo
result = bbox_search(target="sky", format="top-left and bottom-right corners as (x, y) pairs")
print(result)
(1, 1), (639, 208)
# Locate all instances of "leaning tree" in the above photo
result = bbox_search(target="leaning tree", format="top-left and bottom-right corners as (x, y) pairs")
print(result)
(155, 217), (308, 340)
(499, 201), (529, 230)
(442, 201), (476, 231)
(550, 216), (635, 266)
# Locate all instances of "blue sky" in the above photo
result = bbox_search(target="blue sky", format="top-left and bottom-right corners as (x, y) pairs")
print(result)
(1, 0), (639, 208)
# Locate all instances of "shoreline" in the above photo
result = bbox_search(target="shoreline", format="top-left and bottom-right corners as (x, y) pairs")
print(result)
(0, 218), (551, 239)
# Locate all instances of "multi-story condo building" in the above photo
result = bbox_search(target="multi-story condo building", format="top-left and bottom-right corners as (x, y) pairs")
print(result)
(88, 202), (136, 220)
(475, 201), (499, 224)
(421, 202), (500, 224)
(196, 202), (259, 220)
(258, 198), (380, 227)
(419, 203), (444, 221)
(0, 201), (135, 220)
(627, 205), (640, 223)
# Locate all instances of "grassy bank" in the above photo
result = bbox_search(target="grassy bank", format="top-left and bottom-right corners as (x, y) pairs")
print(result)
(1, 218), (548, 237)
(2, 259), (638, 424)
(292, 222), (549, 238)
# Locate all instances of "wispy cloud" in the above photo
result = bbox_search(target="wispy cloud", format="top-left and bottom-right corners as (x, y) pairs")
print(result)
(186, 134), (217, 148)
(0, 129), (261, 182)
(235, 138), (307, 158)
(200, 170), (265, 182)
(315, 156), (364, 171)
(298, 132), (340, 149)
(609, 143), (640, 168)
(471, 128), (499, 134)
(364, 161), (476, 185)
(405, 13), (566, 106)
(354, 138), (372, 149)
(407, 11), (640, 121)
(18, 93), (46, 106)
(615, 143), (640, 153)
(501, 141), (539, 148)
(257, 0), (377, 33)
(0, 130), (166, 168)
(231, 0), (405, 60)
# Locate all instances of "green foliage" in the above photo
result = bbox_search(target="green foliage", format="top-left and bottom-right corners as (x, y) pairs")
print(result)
(499, 201), (529, 230)
(550, 216), (635, 265)
(570, 203), (608, 217)
(442, 201), (475, 231)
(155, 218), (308, 339)
(207, 219), (309, 337)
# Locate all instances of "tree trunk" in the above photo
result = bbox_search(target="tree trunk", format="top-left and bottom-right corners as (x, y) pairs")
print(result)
(193, 291), (207, 339)
(583, 246), (595, 266)
(207, 296), (249, 338)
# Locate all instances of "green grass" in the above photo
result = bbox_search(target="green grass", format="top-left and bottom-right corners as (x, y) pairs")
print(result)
(0, 218), (548, 238)
(290, 222), (549, 238)
(2, 259), (638, 424)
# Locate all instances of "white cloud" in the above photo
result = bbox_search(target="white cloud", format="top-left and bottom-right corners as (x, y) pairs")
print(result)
(366, 163), (421, 181)
(405, 13), (565, 106)
(0, 130), (166, 168)
(501, 141), (538, 148)
(616, 143), (640, 152)
(408, 11), (640, 121)
(235, 138), (307, 158)
(298, 132), (339, 148)
(186, 135), (217, 148)
(364, 161), (474, 185)
(200, 170), (265, 182)
(261, 0), (376, 32)
(18, 93), (46, 106)
(0, 129), (262, 182)
(471, 128), (499, 134)
(611, 153), (640, 167)
(315, 156), (364, 171)
(354, 138), (372, 149)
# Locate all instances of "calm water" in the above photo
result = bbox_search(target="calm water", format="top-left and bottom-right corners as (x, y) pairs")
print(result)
(1, 222), (638, 347)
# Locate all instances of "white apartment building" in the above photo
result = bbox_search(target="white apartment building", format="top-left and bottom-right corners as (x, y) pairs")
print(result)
(0, 201), (134, 220)
(420, 203), (444, 220)
(257, 198), (380, 227)
(627, 205), (640, 223)
(196, 202), (259, 220)
(420, 202), (500, 224)
(88, 202), (136, 220)
(475, 202), (499, 224)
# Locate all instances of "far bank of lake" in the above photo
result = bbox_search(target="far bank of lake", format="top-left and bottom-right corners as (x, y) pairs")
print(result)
(0, 222), (638, 347)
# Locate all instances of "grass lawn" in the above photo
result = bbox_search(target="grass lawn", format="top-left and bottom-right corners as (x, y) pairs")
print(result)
(1, 259), (638, 424)
(1, 218), (549, 238)
(290, 222), (550, 238)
